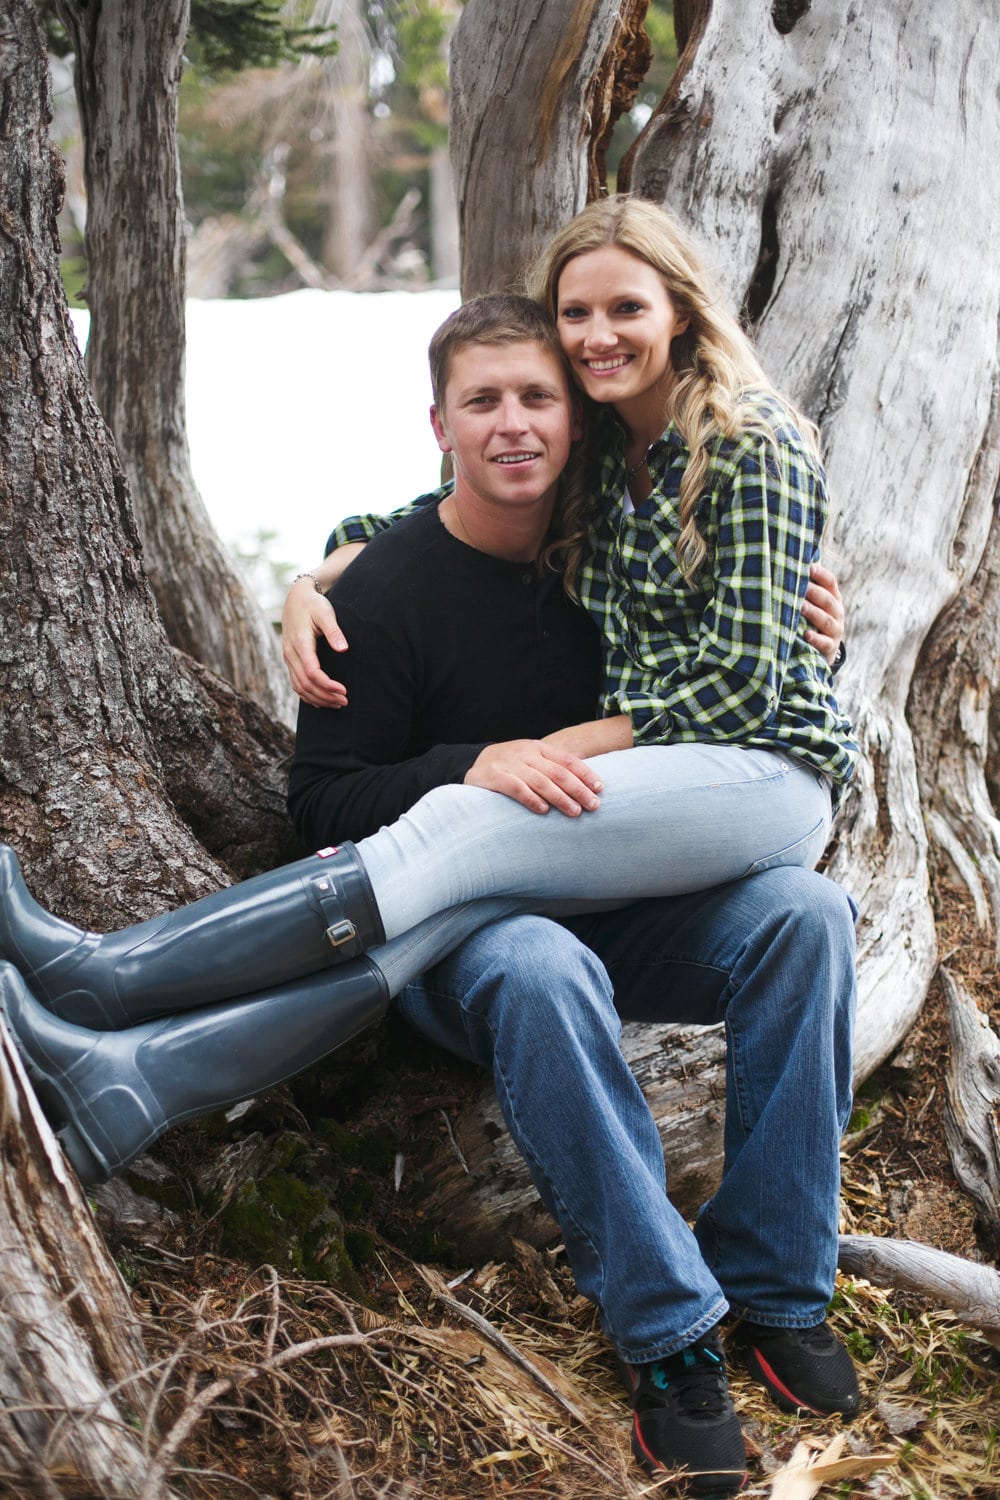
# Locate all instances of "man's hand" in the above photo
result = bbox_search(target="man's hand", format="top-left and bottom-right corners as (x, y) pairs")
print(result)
(465, 740), (604, 816)
(802, 562), (845, 668)
(281, 544), (367, 707)
(543, 715), (633, 758)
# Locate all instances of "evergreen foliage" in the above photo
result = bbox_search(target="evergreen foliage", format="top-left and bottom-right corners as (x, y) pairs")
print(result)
(189, 0), (338, 75)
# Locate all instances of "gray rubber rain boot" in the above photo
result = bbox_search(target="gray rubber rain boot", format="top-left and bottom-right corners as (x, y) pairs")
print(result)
(0, 958), (390, 1185)
(0, 843), (384, 1029)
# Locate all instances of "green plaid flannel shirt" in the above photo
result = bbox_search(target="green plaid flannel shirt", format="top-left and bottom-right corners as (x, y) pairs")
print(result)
(327, 394), (858, 796)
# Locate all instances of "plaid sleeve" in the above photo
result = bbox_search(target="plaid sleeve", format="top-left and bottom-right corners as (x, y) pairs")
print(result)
(615, 431), (826, 744)
(325, 484), (451, 555)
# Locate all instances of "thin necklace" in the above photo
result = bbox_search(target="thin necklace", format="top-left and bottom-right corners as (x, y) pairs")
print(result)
(626, 450), (649, 485)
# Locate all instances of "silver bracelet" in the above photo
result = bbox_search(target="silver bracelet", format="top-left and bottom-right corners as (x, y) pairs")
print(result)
(291, 572), (325, 594)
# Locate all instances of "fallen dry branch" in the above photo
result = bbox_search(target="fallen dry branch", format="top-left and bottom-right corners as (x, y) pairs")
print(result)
(416, 1262), (592, 1425)
(838, 1234), (1000, 1345)
(941, 965), (1000, 1246)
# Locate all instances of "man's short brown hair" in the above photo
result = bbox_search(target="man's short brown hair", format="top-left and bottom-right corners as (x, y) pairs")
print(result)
(428, 294), (569, 407)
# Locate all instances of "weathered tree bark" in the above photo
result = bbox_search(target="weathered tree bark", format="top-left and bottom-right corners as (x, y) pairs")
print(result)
(620, 1), (1000, 1082)
(55, 0), (292, 724)
(2, 6), (294, 1483)
(415, 0), (1000, 1254)
(0, 1033), (184, 1496)
(942, 968), (1000, 1248)
(449, 0), (651, 295)
(429, 143), (460, 285)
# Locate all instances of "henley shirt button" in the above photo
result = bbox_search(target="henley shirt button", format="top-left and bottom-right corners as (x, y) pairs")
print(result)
(521, 573), (533, 585)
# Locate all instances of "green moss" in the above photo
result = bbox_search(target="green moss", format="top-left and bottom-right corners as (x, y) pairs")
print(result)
(403, 1223), (459, 1265)
(355, 1130), (394, 1174)
(113, 1248), (145, 1287)
(313, 1116), (362, 1165)
(123, 1169), (188, 1216)
(214, 1161), (362, 1292)
(338, 1177), (375, 1217)
(218, 1181), (304, 1271)
(344, 1229), (376, 1265)
(259, 1171), (325, 1222)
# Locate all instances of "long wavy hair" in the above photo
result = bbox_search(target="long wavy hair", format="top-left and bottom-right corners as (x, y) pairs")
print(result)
(528, 196), (821, 588)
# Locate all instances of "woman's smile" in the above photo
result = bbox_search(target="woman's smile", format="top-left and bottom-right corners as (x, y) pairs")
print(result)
(555, 243), (689, 421)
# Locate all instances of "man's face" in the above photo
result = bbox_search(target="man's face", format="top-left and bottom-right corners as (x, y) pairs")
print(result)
(431, 341), (580, 514)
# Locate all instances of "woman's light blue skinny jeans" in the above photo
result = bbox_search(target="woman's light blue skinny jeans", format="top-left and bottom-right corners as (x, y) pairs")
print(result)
(357, 744), (832, 985)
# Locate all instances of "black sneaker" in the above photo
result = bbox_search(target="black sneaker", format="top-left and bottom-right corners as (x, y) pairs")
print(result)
(728, 1319), (860, 1418)
(621, 1333), (747, 1496)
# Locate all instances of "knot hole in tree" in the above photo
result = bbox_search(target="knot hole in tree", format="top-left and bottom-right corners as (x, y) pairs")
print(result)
(742, 188), (780, 328)
(772, 0), (811, 34)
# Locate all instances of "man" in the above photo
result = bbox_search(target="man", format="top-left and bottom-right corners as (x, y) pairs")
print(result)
(285, 295), (859, 1496)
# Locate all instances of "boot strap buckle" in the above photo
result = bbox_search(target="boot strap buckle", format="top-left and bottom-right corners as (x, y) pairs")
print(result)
(326, 919), (358, 949)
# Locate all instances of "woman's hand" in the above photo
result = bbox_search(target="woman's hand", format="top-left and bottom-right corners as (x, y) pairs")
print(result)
(464, 740), (604, 816)
(802, 562), (845, 668)
(281, 544), (367, 706)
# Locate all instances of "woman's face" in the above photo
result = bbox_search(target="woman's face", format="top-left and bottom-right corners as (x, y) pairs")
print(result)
(554, 244), (689, 412)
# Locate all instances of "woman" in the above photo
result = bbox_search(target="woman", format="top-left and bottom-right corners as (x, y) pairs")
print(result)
(0, 201), (855, 1182)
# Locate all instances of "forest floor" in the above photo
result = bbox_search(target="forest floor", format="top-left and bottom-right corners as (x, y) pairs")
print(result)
(88, 889), (999, 1500)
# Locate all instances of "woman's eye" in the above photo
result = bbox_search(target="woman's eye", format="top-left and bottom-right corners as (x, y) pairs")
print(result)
(560, 306), (586, 320)
(617, 301), (643, 314)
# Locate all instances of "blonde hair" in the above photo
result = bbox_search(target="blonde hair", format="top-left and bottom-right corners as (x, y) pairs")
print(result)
(528, 196), (821, 585)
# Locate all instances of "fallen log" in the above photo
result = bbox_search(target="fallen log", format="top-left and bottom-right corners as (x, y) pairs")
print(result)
(837, 1233), (1000, 1346)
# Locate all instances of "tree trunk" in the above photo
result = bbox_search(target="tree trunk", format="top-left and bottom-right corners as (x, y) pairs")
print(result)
(0, 13), (298, 1044)
(55, 0), (292, 724)
(315, 0), (374, 282)
(0, 1030), (183, 1496)
(419, 0), (1000, 1254)
(620, 0), (1000, 1080)
(0, 0), (297, 1101)
(448, 0), (651, 295)
(1, 5), (296, 1484)
(429, 143), (459, 286)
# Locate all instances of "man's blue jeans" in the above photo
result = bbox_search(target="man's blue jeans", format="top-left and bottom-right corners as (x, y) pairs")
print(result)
(395, 865), (856, 1366)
